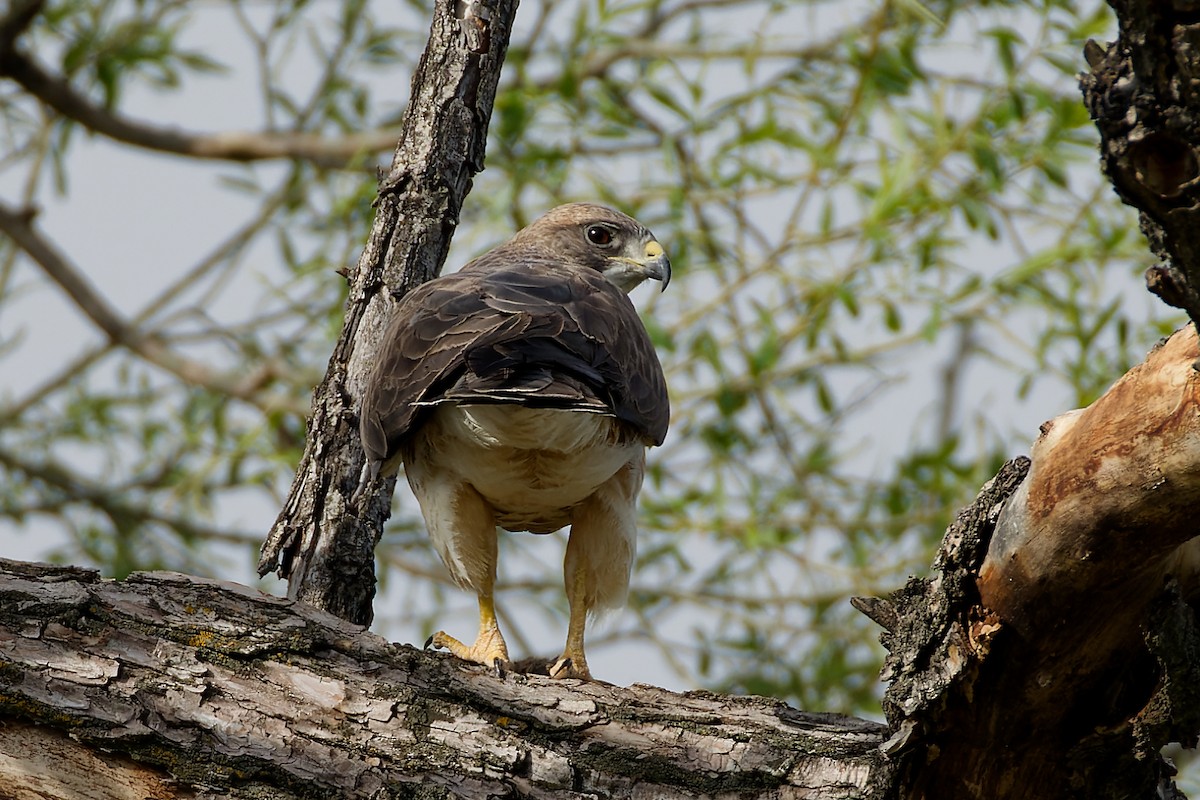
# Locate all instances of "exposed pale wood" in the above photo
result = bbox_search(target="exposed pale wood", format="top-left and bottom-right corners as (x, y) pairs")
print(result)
(0, 724), (184, 800)
(878, 329), (1200, 800)
(982, 327), (1200, 655)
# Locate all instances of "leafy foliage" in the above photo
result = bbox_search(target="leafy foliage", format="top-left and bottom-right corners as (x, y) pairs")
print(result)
(0, 0), (1177, 729)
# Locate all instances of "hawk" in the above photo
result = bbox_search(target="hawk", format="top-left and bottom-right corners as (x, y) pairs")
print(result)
(359, 203), (670, 679)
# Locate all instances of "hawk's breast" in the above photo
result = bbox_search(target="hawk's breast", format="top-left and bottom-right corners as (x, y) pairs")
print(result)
(410, 405), (643, 533)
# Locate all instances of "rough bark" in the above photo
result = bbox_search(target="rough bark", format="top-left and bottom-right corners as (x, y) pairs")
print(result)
(1081, 0), (1200, 327)
(869, 328), (1200, 800)
(257, 0), (519, 626)
(846, 3), (1200, 795)
(0, 558), (890, 800)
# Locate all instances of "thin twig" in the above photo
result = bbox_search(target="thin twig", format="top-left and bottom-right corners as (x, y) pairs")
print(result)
(0, 37), (397, 168)
(0, 201), (299, 412)
(0, 445), (257, 545)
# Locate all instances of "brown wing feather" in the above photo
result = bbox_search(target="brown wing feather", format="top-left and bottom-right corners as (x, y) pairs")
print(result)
(359, 247), (669, 468)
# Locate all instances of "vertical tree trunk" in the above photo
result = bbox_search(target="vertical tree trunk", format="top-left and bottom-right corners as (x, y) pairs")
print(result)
(257, 0), (519, 625)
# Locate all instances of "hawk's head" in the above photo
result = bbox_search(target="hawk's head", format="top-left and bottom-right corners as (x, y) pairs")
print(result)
(510, 203), (672, 293)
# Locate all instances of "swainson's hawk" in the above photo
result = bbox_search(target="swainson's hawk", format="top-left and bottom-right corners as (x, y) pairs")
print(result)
(359, 203), (670, 679)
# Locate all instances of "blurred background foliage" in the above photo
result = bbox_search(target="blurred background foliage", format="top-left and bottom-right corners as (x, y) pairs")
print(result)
(0, 0), (1182, 749)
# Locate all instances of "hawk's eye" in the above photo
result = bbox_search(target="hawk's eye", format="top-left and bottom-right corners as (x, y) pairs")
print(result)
(586, 225), (614, 246)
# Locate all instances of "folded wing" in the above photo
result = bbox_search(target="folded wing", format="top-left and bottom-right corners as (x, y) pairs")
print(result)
(359, 253), (669, 469)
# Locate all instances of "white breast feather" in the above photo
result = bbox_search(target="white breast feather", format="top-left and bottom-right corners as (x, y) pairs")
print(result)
(422, 405), (641, 532)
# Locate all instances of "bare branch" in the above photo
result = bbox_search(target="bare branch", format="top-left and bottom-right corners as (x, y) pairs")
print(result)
(0, 0), (42, 51)
(0, 201), (299, 413)
(0, 447), (258, 547)
(0, 202), (129, 344)
(0, 38), (397, 168)
(0, 179), (293, 423)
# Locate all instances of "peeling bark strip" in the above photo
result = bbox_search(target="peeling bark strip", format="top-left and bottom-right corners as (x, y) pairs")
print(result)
(876, 328), (1200, 800)
(0, 559), (890, 799)
(258, 0), (519, 625)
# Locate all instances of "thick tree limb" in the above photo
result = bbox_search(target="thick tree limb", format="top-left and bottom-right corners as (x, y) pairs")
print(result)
(0, 558), (890, 799)
(875, 328), (1200, 800)
(258, 0), (518, 625)
(860, 2), (1200, 794)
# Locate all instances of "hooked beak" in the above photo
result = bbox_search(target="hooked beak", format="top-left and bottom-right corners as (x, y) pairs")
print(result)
(603, 238), (673, 294)
(642, 240), (672, 292)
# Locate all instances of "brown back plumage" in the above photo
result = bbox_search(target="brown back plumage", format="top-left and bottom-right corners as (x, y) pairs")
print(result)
(359, 205), (670, 470)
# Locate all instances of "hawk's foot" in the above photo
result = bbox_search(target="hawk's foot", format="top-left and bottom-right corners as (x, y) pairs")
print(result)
(425, 627), (510, 673)
(549, 653), (592, 680)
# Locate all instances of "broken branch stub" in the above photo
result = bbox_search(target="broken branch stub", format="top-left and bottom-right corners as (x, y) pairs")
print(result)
(878, 326), (1200, 799)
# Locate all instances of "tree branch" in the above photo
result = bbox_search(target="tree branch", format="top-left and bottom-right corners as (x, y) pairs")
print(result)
(0, 13), (396, 169)
(873, 327), (1200, 799)
(0, 203), (129, 344)
(0, 201), (297, 413)
(0, 0), (41, 50)
(258, 0), (519, 625)
(0, 558), (889, 799)
(0, 447), (257, 548)
(1080, 1), (1200, 328)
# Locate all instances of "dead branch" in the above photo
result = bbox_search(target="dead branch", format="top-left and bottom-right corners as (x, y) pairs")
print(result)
(0, 0), (396, 170)
(0, 201), (294, 413)
(877, 328), (1200, 799)
(0, 558), (889, 799)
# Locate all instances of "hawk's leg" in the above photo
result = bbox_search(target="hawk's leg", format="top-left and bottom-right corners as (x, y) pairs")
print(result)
(426, 592), (509, 671)
(550, 564), (593, 679)
(550, 459), (642, 680)
(408, 466), (510, 672)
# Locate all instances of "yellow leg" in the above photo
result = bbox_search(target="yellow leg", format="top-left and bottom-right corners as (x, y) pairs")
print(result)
(550, 563), (592, 680)
(426, 593), (510, 672)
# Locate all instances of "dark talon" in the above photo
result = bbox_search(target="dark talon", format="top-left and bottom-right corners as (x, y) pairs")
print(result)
(493, 659), (506, 679)
(424, 635), (435, 650)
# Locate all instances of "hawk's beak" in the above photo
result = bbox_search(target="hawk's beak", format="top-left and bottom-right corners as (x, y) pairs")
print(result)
(604, 239), (673, 294)
(642, 240), (672, 292)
